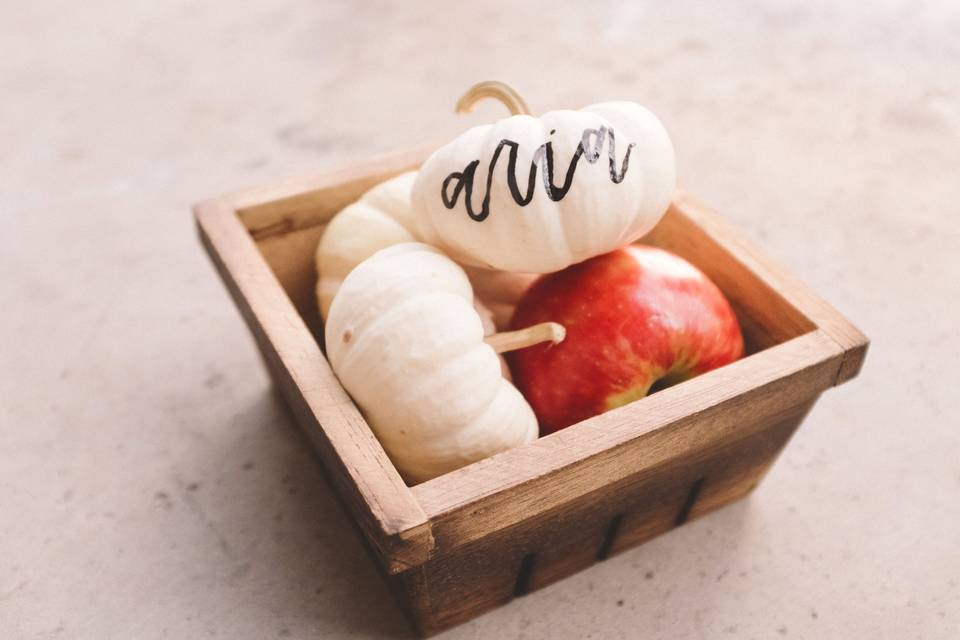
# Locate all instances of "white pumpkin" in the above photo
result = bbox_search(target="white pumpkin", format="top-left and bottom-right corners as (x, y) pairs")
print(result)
(316, 170), (534, 327)
(411, 92), (676, 273)
(325, 242), (538, 483)
(315, 172), (418, 319)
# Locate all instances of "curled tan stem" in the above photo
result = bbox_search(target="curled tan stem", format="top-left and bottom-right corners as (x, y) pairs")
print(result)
(455, 80), (532, 116)
(484, 322), (565, 354)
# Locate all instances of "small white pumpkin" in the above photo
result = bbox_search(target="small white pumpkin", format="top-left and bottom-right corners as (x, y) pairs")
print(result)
(315, 172), (418, 319)
(325, 242), (540, 483)
(412, 82), (676, 273)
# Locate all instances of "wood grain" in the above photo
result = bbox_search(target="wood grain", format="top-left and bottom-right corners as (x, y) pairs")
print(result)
(194, 198), (433, 574)
(412, 330), (842, 552)
(228, 146), (433, 239)
(255, 225), (326, 341)
(394, 399), (815, 635)
(664, 191), (869, 383)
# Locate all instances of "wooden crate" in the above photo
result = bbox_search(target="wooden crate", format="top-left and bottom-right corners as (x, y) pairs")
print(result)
(194, 147), (868, 635)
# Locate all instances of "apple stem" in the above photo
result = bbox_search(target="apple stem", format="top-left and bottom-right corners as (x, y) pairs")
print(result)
(455, 81), (532, 116)
(484, 322), (566, 354)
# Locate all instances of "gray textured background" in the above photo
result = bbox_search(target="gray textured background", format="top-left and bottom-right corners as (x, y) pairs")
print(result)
(2, 1), (958, 638)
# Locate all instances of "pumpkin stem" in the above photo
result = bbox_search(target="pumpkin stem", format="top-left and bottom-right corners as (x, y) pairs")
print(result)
(484, 322), (565, 354)
(456, 81), (532, 116)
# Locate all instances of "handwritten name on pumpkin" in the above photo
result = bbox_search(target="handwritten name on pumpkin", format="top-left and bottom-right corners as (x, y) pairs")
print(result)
(441, 126), (634, 222)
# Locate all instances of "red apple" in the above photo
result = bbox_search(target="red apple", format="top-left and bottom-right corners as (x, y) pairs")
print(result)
(507, 245), (744, 434)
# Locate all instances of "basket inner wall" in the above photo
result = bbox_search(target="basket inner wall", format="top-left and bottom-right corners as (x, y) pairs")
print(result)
(246, 204), (815, 358)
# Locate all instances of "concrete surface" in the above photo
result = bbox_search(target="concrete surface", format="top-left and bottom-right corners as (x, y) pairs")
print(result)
(2, 1), (958, 638)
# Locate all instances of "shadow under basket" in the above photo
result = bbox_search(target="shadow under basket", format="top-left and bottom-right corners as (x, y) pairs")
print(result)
(194, 147), (868, 636)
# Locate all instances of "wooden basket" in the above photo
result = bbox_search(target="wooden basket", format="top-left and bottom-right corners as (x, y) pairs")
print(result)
(194, 147), (868, 635)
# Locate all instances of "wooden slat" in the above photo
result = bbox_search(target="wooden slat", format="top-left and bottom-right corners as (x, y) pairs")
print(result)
(663, 192), (869, 384)
(610, 398), (814, 554)
(194, 198), (433, 573)
(396, 399), (815, 635)
(255, 225), (327, 341)
(227, 146), (434, 239)
(413, 329), (844, 552)
(643, 206), (815, 352)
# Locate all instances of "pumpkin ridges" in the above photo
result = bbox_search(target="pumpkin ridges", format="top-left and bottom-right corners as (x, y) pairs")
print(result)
(326, 245), (472, 364)
(325, 242), (538, 483)
(411, 95), (676, 273)
(585, 102), (677, 243)
(392, 383), (538, 484)
(316, 172), (420, 318)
